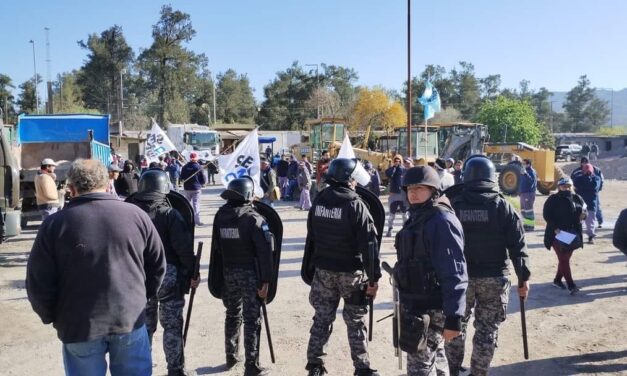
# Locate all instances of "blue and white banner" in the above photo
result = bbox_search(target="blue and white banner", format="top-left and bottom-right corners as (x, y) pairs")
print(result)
(418, 81), (442, 121)
(218, 128), (263, 198)
(145, 120), (177, 162)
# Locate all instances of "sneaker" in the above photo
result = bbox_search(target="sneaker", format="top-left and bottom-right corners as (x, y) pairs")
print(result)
(307, 365), (328, 376)
(588, 236), (595, 244)
(552, 280), (567, 289)
(244, 364), (269, 376)
(569, 286), (581, 295)
(598, 224), (603, 229)
(354, 368), (380, 376)
(226, 355), (240, 370)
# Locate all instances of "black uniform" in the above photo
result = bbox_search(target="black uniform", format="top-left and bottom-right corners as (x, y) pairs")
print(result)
(212, 200), (273, 370)
(127, 191), (194, 375)
(445, 185), (530, 376)
(305, 181), (381, 373)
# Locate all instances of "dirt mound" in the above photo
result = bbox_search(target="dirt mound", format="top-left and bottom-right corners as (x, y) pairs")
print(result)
(560, 156), (627, 180)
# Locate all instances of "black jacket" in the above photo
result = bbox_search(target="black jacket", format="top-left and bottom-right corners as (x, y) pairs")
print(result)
(451, 188), (530, 282)
(212, 201), (274, 282)
(114, 171), (139, 197)
(543, 190), (585, 250)
(26, 193), (166, 343)
(307, 184), (381, 281)
(614, 209), (627, 255)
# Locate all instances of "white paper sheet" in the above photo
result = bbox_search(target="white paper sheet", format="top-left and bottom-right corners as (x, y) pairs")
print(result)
(555, 231), (577, 245)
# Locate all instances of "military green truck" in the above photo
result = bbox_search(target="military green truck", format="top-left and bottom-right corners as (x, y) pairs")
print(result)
(0, 123), (21, 242)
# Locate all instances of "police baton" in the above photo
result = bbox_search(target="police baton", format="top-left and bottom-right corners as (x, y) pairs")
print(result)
(367, 241), (376, 342)
(519, 283), (529, 360)
(255, 257), (276, 364)
(183, 241), (203, 347)
(382, 261), (402, 370)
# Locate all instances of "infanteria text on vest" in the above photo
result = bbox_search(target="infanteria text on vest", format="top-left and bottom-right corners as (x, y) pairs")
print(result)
(314, 205), (343, 220)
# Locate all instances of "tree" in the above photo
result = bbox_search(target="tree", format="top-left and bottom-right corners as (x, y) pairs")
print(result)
(562, 75), (596, 132)
(586, 97), (610, 129)
(52, 71), (96, 114)
(138, 5), (205, 125)
(215, 69), (257, 123)
(450, 61), (482, 120)
(306, 87), (344, 119)
(351, 87), (406, 133)
(17, 75), (43, 114)
(189, 70), (216, 125)
(77, 25), (134, 118)
(480, 75), (502, 100)
(0, 74), (15, 123)
(475, 96), (541, 145)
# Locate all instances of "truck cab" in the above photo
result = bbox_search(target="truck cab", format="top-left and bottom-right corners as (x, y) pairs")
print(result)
(0, 125), (21, 241)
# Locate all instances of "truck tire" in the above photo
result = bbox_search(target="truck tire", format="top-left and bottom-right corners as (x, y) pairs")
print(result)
(537, 166), (565, 195)
(498, 164), (522, 195)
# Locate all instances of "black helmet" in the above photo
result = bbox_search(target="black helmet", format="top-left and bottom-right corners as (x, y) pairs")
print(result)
(402, 166), (440, 191)
(221, 176), (255, 201)
(138, 169), (170, 194)
(326, 158), (357, 183)
(463, 154), (496, 184)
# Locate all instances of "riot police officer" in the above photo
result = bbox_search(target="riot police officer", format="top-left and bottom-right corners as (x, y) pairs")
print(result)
(126, 169), (198, 376)
(445, 155), (530, 376)
(303, 158), (381, 376)
(392, 166), (468, 376)
(211, 177), (274, 376)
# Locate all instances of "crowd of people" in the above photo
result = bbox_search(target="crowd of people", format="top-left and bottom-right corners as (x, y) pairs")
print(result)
(24, 145), (626, 376)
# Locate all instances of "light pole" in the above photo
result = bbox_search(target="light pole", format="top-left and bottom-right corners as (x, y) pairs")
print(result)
(29, 40), (39, 114)
(305, 64), (320, 119)
(406, 0), (412, 158)
(209, 70), (217, 125)
(119, 68), (125, 146)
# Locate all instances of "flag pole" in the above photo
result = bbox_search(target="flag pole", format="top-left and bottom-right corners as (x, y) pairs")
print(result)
(406, 0), (412, 160)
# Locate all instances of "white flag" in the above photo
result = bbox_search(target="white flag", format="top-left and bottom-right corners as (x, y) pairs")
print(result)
(337, 133), (371, 186)
(144, 120), (177, 162)
(218, 128), (263, 198)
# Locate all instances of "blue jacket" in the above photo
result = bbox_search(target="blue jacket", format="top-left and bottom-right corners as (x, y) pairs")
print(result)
(385, 166), (405, 194)
(519, 166), (537, 193)
(166, 162), (180, 181)
(180, 161), (206, 191)
(573, 173), (601, 211)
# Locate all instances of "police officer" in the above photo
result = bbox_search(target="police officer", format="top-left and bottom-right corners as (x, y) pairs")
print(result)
(393, 166), (468, 376)
(445, 155), (530, 376)
(126, 170), (198, 376)
(305, 158), (380, 376)
(212, 177), (274, 376)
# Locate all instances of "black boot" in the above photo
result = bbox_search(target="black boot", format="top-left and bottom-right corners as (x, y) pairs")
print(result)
(244, 364), (270, 376)
(226, 354), (241, 370)
(307, 364), (328, 376)
(167, 369), (196, 376)
(354, 368), (380, 376)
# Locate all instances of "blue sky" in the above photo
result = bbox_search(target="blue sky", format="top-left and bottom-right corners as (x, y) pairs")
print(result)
(1, 0), (625, 101)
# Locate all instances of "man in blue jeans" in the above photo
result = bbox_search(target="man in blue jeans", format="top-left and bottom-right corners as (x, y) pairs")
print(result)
(26, 159), (166, 376)
(180, 152), (207, 226)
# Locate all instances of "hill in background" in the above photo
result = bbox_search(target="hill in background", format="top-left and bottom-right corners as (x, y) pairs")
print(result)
(549, 88), (627, 127)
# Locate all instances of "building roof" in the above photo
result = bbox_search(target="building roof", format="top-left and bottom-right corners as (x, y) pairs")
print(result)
(213, 123), (256, 131)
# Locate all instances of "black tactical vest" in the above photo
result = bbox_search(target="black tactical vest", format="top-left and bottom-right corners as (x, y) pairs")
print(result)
(216, 205), (263, 266)
(394, 204), (446, 309)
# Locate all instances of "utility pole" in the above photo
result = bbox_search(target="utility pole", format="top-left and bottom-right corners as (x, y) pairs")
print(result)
(119, 68), (125, 147)
(406, 0), (412, 158)
(45, 27), (53, 113)
(29, 40), (39, 114)
(210, 70), (217, 125)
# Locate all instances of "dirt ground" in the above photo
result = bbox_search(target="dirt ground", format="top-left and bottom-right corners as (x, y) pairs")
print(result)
(1, 181), (627, 376)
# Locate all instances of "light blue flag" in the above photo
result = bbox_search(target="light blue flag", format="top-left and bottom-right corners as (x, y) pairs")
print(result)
(418, 81), (441, 120)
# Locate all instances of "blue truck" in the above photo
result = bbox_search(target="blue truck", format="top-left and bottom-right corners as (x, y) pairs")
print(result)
(17, 114), (111, 227)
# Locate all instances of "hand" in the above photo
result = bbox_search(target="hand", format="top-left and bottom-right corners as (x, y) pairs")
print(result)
(554, 228), (561, 235)
(190, 276), (200, 289)
(258, 283), (269, 300)
(366, 282), (378, 299)
(518, 281), (530, 300)
(443, 329), (461, 342)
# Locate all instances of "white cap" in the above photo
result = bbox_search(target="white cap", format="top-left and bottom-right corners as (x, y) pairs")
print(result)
(41, 158), (57, 166)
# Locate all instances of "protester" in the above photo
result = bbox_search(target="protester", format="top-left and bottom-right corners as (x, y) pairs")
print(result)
(519, 159), (538, 231)
(297, 162), (313, 210)
(165, 158), (181, 190)
(385, 155), (407, 237)
(34, 158), (60, 221)
(581, 143), (591, 160)
(107, 164), (122, 198)
(260, 157), (278, 207)
(573, 163), (601, 243)
(613, 208), (627, 256)
(590, 142), (599, 160)
(286, 155), (300, 200)
(316, 150), (331, 191)
(301, 154), (313, 175)
(180, 152), (207, 226)
(453, 160), (463, 185)
(446, 157), (455, 173)
(265, 145), (272, 159)
(571, 157), (605, 228)
(363, 161), (381, 197)
(435, 158), (455, 191)
(543, 177), (585, 294)
(207, 160), (219, 185)
(26, 159), (166, 376)
(114, 160), (139, 199)
(277, 155), (290, 197)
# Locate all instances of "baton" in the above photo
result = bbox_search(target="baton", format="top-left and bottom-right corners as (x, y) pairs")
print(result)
(183, 241), (203, 347)
(368, 241), (376, 342)
(519, 285), (529, 360)
(255, 258), (276, 363)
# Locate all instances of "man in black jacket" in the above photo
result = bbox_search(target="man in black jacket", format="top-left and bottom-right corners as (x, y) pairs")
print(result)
(614, 209), (627, 256)
(445, 155), (530, 376)
(127, 170), (198, 376)
(212, 177), (274, 376)
(26, 159), (165, 376)
(305, 158), (381, 376)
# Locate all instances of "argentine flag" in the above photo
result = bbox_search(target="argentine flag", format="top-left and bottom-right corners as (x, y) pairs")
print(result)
(418, 81), (442, 121)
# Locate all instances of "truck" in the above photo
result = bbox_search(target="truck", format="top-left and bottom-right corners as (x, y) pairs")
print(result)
(0, 124), (21, 242)
(17, 114), (111, 227)
(166, 123), (221, 161)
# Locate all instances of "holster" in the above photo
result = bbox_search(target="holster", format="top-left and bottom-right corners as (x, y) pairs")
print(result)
(399, 310), (430, 354)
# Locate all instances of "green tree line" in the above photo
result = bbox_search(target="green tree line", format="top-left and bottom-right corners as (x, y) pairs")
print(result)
(0, 5), (611, 142)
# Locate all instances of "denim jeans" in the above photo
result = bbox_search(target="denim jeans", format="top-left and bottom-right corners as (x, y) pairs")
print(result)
(182, 189), (202, 224)
(62, 325), (151, 376)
